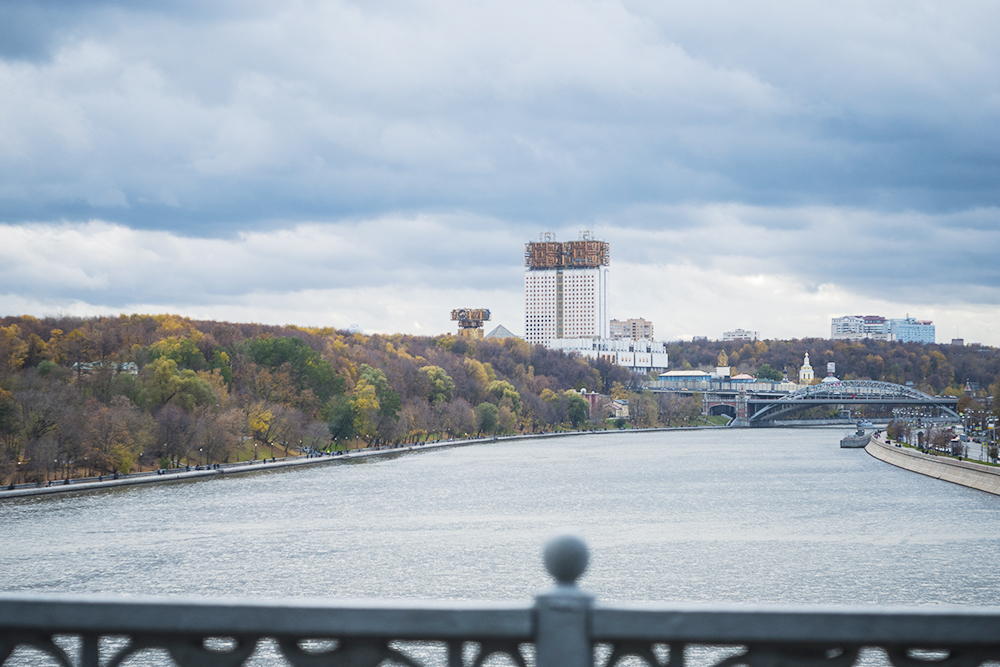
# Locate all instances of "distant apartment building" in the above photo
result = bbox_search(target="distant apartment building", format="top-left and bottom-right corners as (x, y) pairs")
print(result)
(723, 328), (759, 342)
(831, 315), (892, 341)
(610, 318), (653, 341)
(891, 317), (935, 344)
(524, 231), (609, 345)
(831, 315), (934, 344)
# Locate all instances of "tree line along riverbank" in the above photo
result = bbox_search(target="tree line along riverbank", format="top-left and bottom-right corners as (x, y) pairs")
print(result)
(2, 313), (997, 486)
(0, 314), (705, 486)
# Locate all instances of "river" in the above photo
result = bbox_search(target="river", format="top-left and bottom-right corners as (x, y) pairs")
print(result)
(3, 427), (998, 605)
(2, 428), (999, 666)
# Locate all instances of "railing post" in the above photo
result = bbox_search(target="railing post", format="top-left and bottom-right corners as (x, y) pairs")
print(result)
(535, 533), (593, 667)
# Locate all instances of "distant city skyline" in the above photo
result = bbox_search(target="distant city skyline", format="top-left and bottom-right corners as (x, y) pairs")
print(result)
(2, 2), (1000, 345)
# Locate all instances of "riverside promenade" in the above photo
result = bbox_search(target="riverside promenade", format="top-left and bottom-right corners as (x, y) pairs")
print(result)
(867, 433), (1000, 496)
(1, 426), (722, 500)
(0, 436), (504, 500)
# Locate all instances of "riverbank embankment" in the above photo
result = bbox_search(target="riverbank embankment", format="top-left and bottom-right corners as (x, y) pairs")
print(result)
(0, 438), (482, 500)
(0, 425), (728, 501)
(866, 434), (1000, 496)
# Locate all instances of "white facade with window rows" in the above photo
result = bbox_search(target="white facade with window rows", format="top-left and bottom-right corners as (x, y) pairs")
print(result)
(547, 337), (668, 372)
(525, 267), (608, 345)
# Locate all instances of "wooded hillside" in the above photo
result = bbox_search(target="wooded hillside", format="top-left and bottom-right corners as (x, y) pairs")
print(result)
(0, 314), (635, 484)
(2, 313), (998, 486)
(666, 338), (1000, 397)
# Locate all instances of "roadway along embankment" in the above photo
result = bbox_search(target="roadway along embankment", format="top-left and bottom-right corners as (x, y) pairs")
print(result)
(866, 435), (1000, 496)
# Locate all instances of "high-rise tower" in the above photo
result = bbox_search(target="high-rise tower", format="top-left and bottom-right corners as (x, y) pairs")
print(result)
(524, 231), (609, 346)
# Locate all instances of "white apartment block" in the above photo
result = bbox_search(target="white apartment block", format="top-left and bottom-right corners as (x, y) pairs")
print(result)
(547, 337), (668, 373)
(611, 318), (654, 341)
(890, 317), (935, 344)
(831, 315), (934, 344)
(723, 328), (759, 342)
(831, 315), (892, 341)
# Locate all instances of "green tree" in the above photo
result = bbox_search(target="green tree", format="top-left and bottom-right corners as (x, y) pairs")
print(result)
(327, 395), (357, 444)
(246, 336), (345, 403)
(475, 402), (499, 434)
(565, 391), (589, 427)
(148, 336), (207, 370)
(144, 358), (216, 411)
(419, 365), (455, 405)
(486, 379), (521, 414)
(755, 363), (782, 381)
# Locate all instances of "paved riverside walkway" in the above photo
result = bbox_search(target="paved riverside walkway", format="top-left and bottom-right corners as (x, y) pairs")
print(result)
(0, 428), (678, 500)
(866, 433), (1000, 496)
(0, 438), (490, 500)
(0, 424), (736, 500)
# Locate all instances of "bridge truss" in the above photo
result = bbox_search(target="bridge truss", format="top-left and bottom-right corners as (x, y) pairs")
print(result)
(748, 380), (959, 424)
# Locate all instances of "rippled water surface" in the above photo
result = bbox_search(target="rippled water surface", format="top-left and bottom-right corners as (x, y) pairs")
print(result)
(3, 428), (999, 607)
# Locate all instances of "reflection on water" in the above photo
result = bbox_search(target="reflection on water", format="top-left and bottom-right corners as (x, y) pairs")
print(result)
(3, 428), (1000, 665)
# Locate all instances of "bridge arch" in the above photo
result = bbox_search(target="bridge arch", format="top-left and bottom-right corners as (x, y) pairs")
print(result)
(748, 380), (959, 424)
(708, 404), (737, 419)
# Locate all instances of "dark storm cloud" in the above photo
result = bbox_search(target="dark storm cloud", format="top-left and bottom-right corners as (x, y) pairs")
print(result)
(2, 0), (998, 234)
(2, 0), (1000, 340)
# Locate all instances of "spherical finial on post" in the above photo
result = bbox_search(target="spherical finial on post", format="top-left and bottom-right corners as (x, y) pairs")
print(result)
(543, 533), (589, 586)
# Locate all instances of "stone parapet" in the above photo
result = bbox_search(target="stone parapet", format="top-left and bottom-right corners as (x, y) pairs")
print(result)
(866, 435), (1000, 495)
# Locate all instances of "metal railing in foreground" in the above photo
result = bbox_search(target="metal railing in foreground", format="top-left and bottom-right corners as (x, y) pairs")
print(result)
(2, 534), (1000, 667)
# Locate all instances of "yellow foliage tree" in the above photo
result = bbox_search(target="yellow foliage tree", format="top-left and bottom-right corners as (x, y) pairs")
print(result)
(351, 380), (380, 442)
(464, 358), (490, 387)
(0, 325), (28, 378)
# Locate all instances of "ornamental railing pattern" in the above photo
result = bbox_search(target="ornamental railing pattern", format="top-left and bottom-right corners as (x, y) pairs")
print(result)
(3, 535), (999, 667)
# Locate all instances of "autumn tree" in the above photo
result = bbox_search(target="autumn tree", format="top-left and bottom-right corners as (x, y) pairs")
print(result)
(419, 365), (455, 405)
(144, 358), (216, 412)
(440, 399), (476, 438)
(147, 336), (208, 370)
(0, 325), (28, 379)
(351, 365), (401, 444)
(155, 404), (199, 467)
(85, 397), (154, 474)
(629, 390), (659, 428)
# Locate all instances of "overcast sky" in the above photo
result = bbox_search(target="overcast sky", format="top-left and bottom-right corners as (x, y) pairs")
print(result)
(2, 0), (999, 344)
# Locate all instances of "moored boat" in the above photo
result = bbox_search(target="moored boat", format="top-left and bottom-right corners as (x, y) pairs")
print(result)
(841, 424), (871, 448)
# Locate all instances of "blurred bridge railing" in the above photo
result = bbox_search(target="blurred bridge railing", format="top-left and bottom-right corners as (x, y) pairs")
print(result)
(2, 535), (999, 667)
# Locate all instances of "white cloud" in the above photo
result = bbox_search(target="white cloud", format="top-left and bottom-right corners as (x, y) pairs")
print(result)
(2, 205), (1000, 344)
(2, 1), (1000, 344)
(4, 0), (998, 228)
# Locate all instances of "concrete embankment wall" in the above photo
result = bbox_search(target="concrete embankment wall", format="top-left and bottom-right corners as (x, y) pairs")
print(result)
(866, 436), (1000, 496)
(0, 425), (731, 500)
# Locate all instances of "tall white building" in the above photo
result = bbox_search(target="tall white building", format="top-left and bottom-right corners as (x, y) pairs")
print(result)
(524, 232), (610, 345)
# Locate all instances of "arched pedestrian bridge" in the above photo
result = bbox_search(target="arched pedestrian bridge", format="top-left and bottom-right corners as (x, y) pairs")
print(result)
(745, 380), (959, 425)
